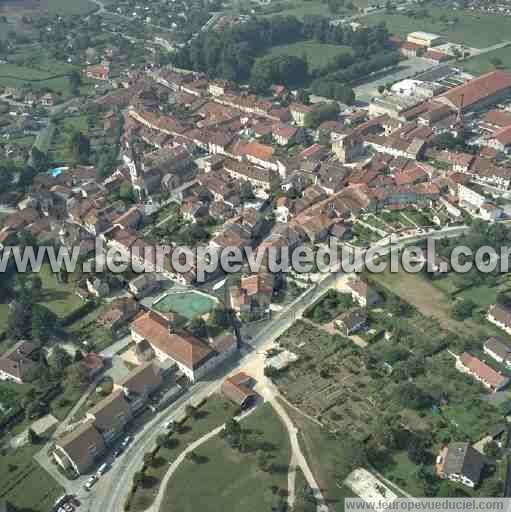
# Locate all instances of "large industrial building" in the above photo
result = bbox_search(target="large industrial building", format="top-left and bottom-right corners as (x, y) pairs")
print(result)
(407, 31), (445, 48)
(435, 70), (511, 113)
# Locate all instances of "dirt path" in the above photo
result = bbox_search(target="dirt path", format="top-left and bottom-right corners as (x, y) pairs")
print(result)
(260, 382), (330, 512)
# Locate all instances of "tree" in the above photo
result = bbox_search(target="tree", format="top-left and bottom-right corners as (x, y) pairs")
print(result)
(240, 181), (255, 203)
(31, 304), (58, 343)
(189, 317), (207, 338)
(8, 300), (32, 339)
(143, 452), (154, 466)
(328, 0), (344, 13)
(452, 298), (476, 320)
(68, 70), (81, 96)
(65, 362), (89, 390)
(483, 440), (500, 458)
(185, 404), (197, 419)
(304, 102), (340, 129)
(497, 292), (511, 308)
(224, 418), (242, 449)
(69, 130), (90, 164)
(156, 434), (168, 448)
(48, 345), (72, 377)
(407, 436), (430, 465)
(119, 182), (135, 203)
(186, 450), (199, 463)
(490, 57), (504, 69)
(133, 471), (145, 487)
(31, 275), (42, 301)
(397, 382), (431, 410)
(27, 427), (39, 445)
(30, 147), (48, 172)
(296, 88), (310, 105)
(434, 132), (465, 151)
(378, 84), (385, 94)
(5, 501), (20, 512)
(26, 400), (45, 420)
(0, 162), (15, 191)
(250, 54), (308, 93)
(257, 450), (271, 471)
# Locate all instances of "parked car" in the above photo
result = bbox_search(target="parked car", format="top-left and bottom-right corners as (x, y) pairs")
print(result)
(84, 475), (98, 491)
(163, 420), (175, 430)
(121, 435), (132, 449)
(96, 462), (109, 476)
(113, 447), (123, 458)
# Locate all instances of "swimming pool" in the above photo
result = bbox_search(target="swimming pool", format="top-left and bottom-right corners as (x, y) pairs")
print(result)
(153, 290), (218, 320)
(50, 167), (66, 177)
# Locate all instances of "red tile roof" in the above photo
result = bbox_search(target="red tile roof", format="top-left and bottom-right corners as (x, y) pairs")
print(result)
(425, 49), (450, 62)
(495, 125), (511, 146)
(459, 352), (508, 389)
(131, 311), (213, 370)
(437, 70), (511, 111)
(242, 141), (274, 161)
(483, 109), (511, 128)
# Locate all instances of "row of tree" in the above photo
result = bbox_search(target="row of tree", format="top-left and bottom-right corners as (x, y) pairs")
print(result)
(171, 15), (390, 88)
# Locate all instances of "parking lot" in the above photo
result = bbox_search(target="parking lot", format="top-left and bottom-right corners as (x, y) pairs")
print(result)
(354, 57), (439, 103)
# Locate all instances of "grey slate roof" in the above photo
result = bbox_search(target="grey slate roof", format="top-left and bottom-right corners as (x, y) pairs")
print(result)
(443, 443), (485, 485)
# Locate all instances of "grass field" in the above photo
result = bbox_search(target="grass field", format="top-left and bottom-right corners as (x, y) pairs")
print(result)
(373, 450), (426, 496)
(267, 41), (352, 70)
(49, 114), (91, 163)
(161, 404), (291, 512)
(44, 0), (98, 15)
(0, 303), (10, 334)
(280, 400), (358, 511)
(461, 45), (511, 75)
(129, 396), (238, 511)
(0, 440), (64, 512)
(258, 0), (330, 19)
(0, 62), (72, 94)
(256, 0), (371, 19)
(67, 305), (115, 353)
(37, 264), (84, 318)
(367, 8), (511, 49)
(369, 267), (499, 339)
(0, 45), (88, 96)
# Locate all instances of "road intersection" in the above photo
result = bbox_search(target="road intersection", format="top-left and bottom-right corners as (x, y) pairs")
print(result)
(58, 225), (469, 512)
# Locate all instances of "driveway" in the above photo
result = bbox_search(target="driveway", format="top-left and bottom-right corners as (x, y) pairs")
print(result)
(99, 334), (132, 358)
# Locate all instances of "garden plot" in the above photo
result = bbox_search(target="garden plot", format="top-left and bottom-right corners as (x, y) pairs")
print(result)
(273, 321), (379, 438)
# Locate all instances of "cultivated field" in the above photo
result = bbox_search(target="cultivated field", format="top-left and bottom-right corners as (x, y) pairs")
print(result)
(367, 9), (511, 49)
(370, 266), (511, 340)
(273, 320), (379, 440)
(461, 45), (511, 76)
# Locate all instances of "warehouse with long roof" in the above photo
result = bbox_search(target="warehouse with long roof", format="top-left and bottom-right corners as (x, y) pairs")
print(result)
(435, 70), (511, 113)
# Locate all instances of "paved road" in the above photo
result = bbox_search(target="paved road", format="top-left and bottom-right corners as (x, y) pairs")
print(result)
(68, 226), (470, 511)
